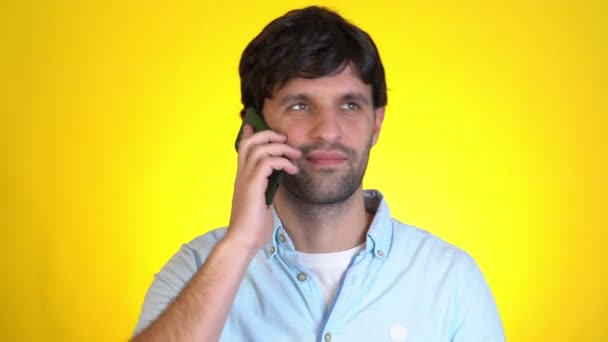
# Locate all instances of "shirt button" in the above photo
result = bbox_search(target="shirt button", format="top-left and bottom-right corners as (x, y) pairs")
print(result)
(297, 272), (307, 282)
(377, 249), (384, 256)
(269, 246), (276, 254)
(324, 333), (332, 342)
(278, 234), (286, 243)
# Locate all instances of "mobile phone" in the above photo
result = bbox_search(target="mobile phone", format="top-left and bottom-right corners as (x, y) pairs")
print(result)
(234, 107), (284, 205)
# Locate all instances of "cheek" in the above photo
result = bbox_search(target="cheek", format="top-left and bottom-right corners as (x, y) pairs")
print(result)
(280, 124), (308, 146)
(350, 119), (376, 139)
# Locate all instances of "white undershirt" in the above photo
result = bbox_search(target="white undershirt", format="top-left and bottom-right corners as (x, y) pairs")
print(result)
(296, 243), (365, 309)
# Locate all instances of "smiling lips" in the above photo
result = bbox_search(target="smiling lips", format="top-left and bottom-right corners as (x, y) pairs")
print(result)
(305, 150), (348, 167)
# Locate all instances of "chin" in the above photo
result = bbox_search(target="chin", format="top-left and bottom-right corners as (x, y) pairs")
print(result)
(283, 175), (362, 205)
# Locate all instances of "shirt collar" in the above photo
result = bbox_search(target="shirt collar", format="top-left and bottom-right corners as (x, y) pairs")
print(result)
(264, 208), (293, 260)
(264, 189), (393, 261)
(362, 189), (393, 260)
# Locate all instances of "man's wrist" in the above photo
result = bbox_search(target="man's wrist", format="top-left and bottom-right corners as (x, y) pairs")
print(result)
(220, 231), (264, 260)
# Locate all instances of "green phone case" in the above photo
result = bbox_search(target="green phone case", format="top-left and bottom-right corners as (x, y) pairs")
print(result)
(235, 107), (284, 205)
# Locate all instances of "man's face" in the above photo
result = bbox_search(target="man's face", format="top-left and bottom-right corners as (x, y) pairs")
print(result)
(263, 64), (385, 205)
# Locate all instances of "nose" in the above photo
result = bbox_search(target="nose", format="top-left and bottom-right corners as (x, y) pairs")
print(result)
(310, 107), (342, 143)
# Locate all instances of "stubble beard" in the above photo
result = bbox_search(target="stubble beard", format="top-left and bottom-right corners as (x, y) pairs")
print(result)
(281, 141), (372, 205)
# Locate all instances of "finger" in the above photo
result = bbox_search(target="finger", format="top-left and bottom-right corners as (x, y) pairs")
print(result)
(241, 124), (254, 138)
(257, 157), (299, 177)
(241, 155), (298, 191)
(247, 157), (299, 194)
(236, 125), (255, 165)
(240, 149), (300, 179)
(238, 129), (287, 160)
(244, 142), (302, 167)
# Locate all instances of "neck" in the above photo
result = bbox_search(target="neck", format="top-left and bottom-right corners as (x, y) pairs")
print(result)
(274, 187), (372, 253)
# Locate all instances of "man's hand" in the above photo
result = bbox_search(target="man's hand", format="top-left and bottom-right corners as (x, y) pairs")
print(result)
(132, 124), (301, 342)
(226, 124), (301, 254)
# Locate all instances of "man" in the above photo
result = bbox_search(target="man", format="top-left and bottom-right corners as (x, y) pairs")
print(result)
(133, 6), (504, 342)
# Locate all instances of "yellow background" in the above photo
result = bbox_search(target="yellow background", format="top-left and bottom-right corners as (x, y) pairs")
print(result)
(1, 0), (606, 341)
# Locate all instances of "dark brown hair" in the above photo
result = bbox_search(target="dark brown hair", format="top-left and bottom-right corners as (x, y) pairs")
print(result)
(239, 6), (387, 117)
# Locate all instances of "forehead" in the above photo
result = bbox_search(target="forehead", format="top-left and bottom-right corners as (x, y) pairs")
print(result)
(272, 64), (372, 100)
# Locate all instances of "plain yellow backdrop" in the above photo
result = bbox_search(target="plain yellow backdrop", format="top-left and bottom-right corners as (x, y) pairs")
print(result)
(1, 0), (606, 341)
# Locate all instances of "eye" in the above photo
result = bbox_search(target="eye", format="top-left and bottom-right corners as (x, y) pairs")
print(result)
(341, 102), (360, 110)
(289, 103), (309, 111)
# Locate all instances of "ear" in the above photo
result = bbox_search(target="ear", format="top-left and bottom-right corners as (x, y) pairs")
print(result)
(371, 106), (386, 147)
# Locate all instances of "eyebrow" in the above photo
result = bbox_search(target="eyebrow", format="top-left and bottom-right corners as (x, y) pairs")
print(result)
(278, 92), (370, 106)
(342, 92), (370, 105)
(278, 94), (312, 106)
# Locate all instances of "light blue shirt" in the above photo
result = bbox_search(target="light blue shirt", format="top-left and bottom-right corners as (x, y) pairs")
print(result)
(135, 190), (505, 341)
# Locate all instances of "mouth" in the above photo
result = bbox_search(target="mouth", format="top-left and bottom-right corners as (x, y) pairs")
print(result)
(305, 150), (348, 167)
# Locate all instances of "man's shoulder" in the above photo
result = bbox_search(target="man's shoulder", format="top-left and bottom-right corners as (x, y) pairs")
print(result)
(366, 190), (474, 265)
(389, 218), (476, 269)
(184, 226), (228, 257)
(391, 219), (458, 248)
(189, 226), (228, 244)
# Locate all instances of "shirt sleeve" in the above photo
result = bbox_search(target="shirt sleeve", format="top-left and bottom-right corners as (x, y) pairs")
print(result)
(451, 255), (505, 342)
(132, 230), (224, 337)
